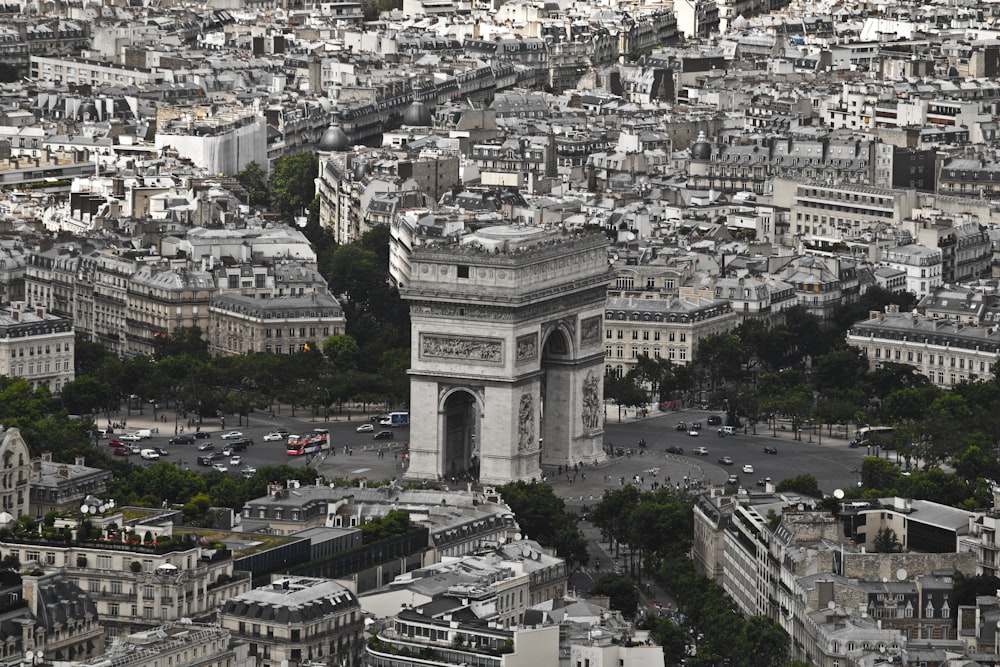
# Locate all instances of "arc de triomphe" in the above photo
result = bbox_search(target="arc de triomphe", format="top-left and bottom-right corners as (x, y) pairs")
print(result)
(399, 226), (611, 485)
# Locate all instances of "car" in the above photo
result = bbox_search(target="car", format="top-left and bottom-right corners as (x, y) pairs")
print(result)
(108, 440), (124, 448)
(198, 452), (224, 466)
(120, 433), (143, 442)
(241, 466), (257, 478)
(356, 423), (375, 433)
(170, 434), (195, 445)
(196, 442), (215, 452)
(665, 446), (685, 455)
(271, 428), (289, 437)
(707, 415), (722, 425)
(763, 446), (778, 455)
(221, 445), (234, 457)
(726, 474), (740, 485)
(154, 447), (170, 456)
(230, 455), (242, 466)
(757, 477), (772, 487)
(220, 431), (243, 440)
(718, 456), (734, 465)
(688, 429), (700, 437)
(692, 446), (709, 456)
(212, 463), (228, 473)
(691, 421), (703, 430)
(287, 434), (301, 443)
(112, 447), (131, 456)
(718, 426), (736, 437)
(373, 430), (395, 440)
(262, 431), (286, 442)
(742, 464), (754, 474)
(193, 431), (211, 440)
(675, 422), (687, 431)
(140, 449), (160, 461)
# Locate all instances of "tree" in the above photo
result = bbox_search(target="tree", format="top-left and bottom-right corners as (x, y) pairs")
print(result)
(775, 474), (823, 498)
(235, 161), (270, 207)
(860, 457), (899, 491)
(592, 574), (639, 617)
(499, 481), (589, 569)
(323, 334), (361, 372)
(873, 527), (902, 553)
(694, 332), (745, 391)
(271, 152), (319, 221)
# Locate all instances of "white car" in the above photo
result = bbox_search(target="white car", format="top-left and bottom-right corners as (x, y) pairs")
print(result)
(262, 431), (286, 442)
(120, 433), (143, 442)
(688, 429), (700, 437)
(230, 455), (242, 466)
(742, 464), (755, 474)
(212, 463), (229, 473)
(241, 466), (257, 478)
(356, 423), (374, 433)
(220, 431), (244, 440)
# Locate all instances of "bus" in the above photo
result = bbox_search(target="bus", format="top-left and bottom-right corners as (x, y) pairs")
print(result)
(851, 426), (895, 449)
(287, 431), (330, 456)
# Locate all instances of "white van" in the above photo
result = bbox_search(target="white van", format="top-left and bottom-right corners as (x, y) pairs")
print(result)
(718, 426), (736, 436)
(140, 449), (160, 460)
(135, 429), (153, 439)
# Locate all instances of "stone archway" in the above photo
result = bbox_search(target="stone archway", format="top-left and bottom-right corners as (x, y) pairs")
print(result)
(400, 227), (611, 485)
(442, 389), (479, 480)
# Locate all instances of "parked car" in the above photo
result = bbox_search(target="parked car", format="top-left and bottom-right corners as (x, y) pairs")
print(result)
(212, 463), (228, 473)
(262, 431), (286, 442)
(230, 455), (242, 466)
(692, 446), (709, 456)
(718, 456), (734, 465)
(356, 423), (375, 433)
(220, 431), (243, 440)
(665, 446), (685, 455)
(196, 442), (214, 452)
(170, 434), (195, 445)
(742, 464), (754, 474)
(763, 446), (778, 455)
(373, 430), (395, 440)
(193, 431), (211, 440)
(707, 415), (722, 425)
(675, 422), (687, 431)
(688, 429), (700, 437)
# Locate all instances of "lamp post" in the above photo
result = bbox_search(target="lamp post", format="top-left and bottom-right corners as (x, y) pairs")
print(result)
(24, 649), (43, 667)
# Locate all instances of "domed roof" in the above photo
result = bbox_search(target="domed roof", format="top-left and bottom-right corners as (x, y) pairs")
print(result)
(79, 101), (99, 120)
(402, 100), (433, 127)
(691, 130), (712, 161)
(319, 124), (350, 152)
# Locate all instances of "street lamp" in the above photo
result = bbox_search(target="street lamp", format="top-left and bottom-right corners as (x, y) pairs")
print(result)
(24, 649), (43, 667)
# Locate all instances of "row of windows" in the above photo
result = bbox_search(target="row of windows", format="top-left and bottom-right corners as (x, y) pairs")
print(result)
(870, 347), (989, 372)
(606, 346), (687, 360)
(264, 328), (329, 338)
(9, 342), (68, 357)
(4, 360), (70, 375)
(606, 329), (687, 342)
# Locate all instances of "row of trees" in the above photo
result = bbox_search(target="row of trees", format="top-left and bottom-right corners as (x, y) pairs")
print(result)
(589, 486), (796, 666)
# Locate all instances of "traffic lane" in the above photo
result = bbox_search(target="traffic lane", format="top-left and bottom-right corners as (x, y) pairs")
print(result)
(121, 421), (411, 476)
(604, 419), (865, 495)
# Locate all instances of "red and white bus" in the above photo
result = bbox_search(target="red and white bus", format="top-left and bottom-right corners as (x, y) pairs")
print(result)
(286, 431), (330, 456)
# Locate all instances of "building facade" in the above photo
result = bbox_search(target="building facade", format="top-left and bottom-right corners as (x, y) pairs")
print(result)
(219, 576), (364, 667)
